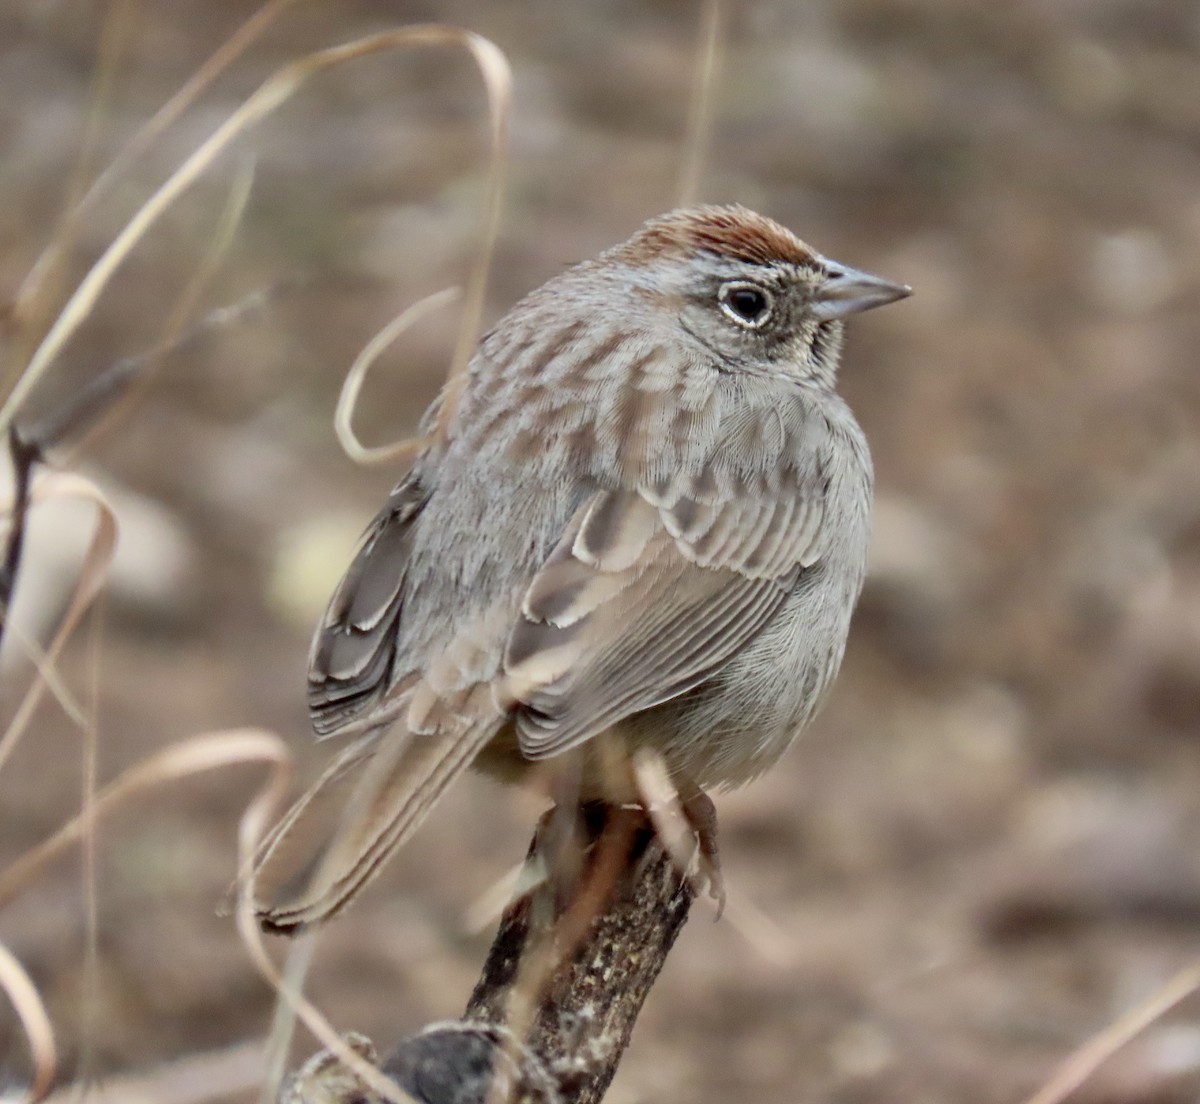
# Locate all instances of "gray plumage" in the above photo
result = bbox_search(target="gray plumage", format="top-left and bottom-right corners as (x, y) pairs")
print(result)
(254, 205), (909, 931)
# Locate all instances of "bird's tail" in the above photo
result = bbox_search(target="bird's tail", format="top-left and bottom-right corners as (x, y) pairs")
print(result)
(251, 716), (499, 933)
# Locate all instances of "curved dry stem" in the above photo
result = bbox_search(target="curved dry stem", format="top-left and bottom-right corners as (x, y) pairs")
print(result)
(4, 625), (88, 729)
(0, 939), (58, 1101)
(1020, 957), (1200, 1104)
(335, 287), (461, 466)
(0, 24), (512, 442)
(0, 729), (291, 911)
(0, 473), (118, 777)
(235, 756), (420, 1104)
(10, 0), (298, 339)
(676, 0), (725, 209)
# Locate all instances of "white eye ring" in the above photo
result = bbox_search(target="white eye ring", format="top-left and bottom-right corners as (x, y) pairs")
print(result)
(717, 281), (774, 328)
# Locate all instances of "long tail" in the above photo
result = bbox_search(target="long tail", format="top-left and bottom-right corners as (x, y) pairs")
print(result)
(251, 717), (500, 933)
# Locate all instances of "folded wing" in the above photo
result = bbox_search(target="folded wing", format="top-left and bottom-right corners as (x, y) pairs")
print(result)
(505, 453), (828, 759)
(307, 472), (429, 736)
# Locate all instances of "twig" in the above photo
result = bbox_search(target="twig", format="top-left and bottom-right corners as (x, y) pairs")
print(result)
(0, 426), (42, 653)
(1019, 957), (1200, 1104)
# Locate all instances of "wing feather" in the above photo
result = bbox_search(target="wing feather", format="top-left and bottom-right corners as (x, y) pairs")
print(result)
(307, 473), (429, 736)
(504, 457), (823, 760)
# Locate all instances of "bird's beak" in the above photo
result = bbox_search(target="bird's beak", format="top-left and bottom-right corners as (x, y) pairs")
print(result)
(811, 260), (912, 321)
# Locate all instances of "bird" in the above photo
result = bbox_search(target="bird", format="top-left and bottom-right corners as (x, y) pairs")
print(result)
(252, 205), (910, 932)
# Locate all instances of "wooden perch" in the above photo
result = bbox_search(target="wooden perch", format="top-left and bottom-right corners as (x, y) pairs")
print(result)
(282, 804), (696, 1104)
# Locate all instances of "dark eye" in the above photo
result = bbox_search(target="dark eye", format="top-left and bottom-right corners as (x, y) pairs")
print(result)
(718, 281), (773, 328)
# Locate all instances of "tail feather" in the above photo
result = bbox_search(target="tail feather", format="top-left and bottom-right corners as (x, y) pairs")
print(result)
(252, 718), (499, 933)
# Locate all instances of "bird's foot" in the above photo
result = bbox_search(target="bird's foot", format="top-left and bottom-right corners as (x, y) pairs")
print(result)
(679, 788), (725, 918)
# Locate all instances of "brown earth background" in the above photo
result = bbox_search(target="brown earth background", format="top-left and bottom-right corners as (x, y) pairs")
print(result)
(3, 1), (1200, 1101)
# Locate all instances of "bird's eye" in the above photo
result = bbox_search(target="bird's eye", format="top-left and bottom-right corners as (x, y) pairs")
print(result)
(718, 281), (773, 328)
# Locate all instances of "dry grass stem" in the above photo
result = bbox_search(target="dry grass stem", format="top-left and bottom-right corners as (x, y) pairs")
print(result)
(259, 932), (320, 1104)
(1020, 957), (1200, 1104)
(0, 474), (117, 775)
(150, 152), (257, 374)
(0, 940), (57, 1102)
(0, 729), (291, 910)
(233, 760), (420, 1104)
(461, 859), (536, 936)
(334, 287), (462, 465)
(0, 24), (511, 443)
(676, 0), (724, 208)
(9, 0), (298, 343)
(3, 0), (135, 378)
(73, 0), (297, 223)
(3, 626), (89, 729)
(76, 586), (104, 1095)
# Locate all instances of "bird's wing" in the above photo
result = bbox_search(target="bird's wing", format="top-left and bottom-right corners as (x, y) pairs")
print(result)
(504, 449), (829, 759)
(307, 471), (429, 736)
(256, 593), (515, 931)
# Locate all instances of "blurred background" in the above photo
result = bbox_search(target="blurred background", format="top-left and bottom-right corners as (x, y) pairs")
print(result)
(2, 1), (1200, 1100)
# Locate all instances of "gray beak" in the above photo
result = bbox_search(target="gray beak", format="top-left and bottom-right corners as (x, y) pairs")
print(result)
(811, 260), (912, 321)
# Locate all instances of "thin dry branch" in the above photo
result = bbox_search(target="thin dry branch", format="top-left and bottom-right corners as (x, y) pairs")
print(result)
(676, 0), (725, 208)
(1019, 957), (1200, 1104)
